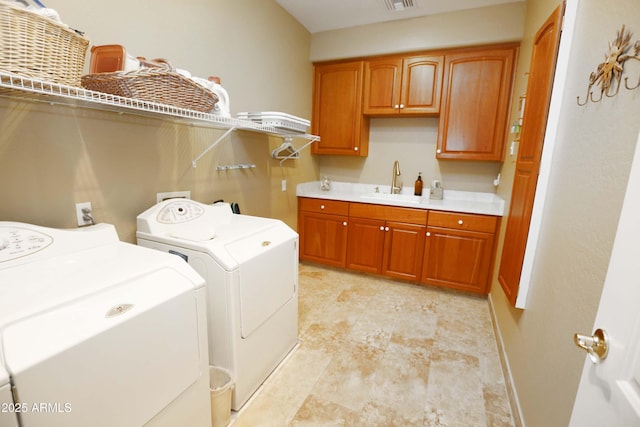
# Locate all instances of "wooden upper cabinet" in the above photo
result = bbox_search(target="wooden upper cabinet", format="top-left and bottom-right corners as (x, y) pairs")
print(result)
(311, 60), (370, 156)
(363, 55), (444, 115)
(437, 44), (518, 161)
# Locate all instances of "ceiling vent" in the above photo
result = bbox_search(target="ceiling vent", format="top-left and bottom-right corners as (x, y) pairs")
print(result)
(383, 0), (415, 11)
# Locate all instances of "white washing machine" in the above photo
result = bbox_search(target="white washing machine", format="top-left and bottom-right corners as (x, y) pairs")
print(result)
(136, 199), (299, 410)
(0, 222), (211, 427)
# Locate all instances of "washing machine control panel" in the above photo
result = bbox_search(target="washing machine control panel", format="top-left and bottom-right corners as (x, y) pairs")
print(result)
(157, 201), (205, 224)
(0, 227), (53, 263)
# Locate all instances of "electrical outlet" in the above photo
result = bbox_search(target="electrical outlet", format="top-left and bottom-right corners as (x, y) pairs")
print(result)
(75, 202), (93, 226)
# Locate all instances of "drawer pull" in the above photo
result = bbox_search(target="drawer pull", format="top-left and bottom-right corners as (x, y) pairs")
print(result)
(426, 232), (431, 237)
(458, 220), (464, 225)
(343, 221), (348, 226)
(320, 205), (325, 210)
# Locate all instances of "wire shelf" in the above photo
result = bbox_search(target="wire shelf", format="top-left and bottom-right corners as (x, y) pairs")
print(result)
(0, 71), (317, 139)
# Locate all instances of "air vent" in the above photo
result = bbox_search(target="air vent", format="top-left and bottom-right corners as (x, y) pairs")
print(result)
(383, 0), (415, 11)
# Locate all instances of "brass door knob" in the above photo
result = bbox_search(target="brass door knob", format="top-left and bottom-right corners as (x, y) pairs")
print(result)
(574, 328), (609, 364)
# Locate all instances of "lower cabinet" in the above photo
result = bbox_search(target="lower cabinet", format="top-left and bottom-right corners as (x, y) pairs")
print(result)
(298, 198), (349, 267)
(346, 217), (386, 274)
(298, 197), (499, 295)
(421, 211), (499, 294)
(347, 218), (425, 281)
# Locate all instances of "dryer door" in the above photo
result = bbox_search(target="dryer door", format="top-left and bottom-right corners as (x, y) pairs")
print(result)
(2, 269), (202, 427)
(226, 225), (298, 338)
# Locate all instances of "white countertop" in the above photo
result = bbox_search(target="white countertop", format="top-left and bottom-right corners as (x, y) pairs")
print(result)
(296, 181), (505, 216)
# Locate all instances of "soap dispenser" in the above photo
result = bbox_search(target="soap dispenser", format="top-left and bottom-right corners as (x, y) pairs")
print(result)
(414, 172), (423, 196)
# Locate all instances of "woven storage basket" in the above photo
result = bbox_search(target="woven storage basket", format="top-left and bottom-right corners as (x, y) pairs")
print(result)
(0, 1), (89, 86)
(81, 68), (218, 112)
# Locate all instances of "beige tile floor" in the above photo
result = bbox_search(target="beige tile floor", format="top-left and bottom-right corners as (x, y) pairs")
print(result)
(231, 263), (514, 427)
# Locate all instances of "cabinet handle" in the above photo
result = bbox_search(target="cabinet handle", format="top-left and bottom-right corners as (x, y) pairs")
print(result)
(354, 146), (359, 151)
(320, 205), (325, 210)
(385, 226), (390, 232)
(458, 220), (464, 225)
(379, 226), (385, 231)
(399, 104), (404, 109)
(394, 104), (399, 109)
(343, 221), (348, 226)
(436, 149), (442, 154)
(426, 232), (431, 237)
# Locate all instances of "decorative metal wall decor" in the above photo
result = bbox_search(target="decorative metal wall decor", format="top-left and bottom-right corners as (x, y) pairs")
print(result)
(577, 25), (640, 106)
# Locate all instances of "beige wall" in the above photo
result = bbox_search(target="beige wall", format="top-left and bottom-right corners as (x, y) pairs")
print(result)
(0, 0), (316, 242)
(310, 2), (527, 62)
(490, 0), (640, 426)
(310, 3), (526, 193)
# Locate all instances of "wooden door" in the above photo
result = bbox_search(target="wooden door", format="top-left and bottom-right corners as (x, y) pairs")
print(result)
(422, 227), (495, 294)
(298, 211), (349, 267)
(311, 61), (369, 156)
(346, 217), (386, 274)
(400, 55), (444, 114)
(363, 58), (402, 115)
(382, 222), (426, 281)
(498, 5), (564, 306)
(437, 44), (517, 160)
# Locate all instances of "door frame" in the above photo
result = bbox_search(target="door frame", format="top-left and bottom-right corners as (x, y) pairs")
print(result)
(510, 0), (578, 308)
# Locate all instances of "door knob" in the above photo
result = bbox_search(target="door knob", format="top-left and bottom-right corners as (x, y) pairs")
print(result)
(574, 328), (609, 364)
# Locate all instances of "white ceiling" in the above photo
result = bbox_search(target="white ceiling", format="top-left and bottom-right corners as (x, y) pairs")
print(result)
(275, 0), (525, 34)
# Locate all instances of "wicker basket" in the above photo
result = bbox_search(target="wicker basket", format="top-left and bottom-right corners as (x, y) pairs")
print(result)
(0, 1), (89, 86)
(81, 68), (219, 112)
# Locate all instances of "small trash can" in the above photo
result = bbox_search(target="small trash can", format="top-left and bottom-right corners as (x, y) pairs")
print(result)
(209, 366), (234, 427)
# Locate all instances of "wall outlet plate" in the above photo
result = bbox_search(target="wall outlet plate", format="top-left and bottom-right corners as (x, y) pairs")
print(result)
(156, 191), (191, 203)
(75, 202), (92, 226)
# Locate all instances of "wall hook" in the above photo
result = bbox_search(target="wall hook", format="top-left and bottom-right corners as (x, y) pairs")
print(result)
(577, 25), (640, 106)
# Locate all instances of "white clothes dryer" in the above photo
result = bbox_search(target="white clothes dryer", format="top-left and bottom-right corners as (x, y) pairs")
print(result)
(136, 199), (299, 410)
(0, 222), (210, 427)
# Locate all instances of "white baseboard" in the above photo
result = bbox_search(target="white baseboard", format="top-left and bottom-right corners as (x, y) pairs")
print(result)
(488, 294), (525, 427)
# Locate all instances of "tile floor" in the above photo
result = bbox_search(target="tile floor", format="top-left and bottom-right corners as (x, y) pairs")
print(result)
(231, 263), (514, 427)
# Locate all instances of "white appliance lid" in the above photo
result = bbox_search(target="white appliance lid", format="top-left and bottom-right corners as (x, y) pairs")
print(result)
(137, 199), (232, 241)
(136, 199), (298, 270)
(0, 233), (203, 329)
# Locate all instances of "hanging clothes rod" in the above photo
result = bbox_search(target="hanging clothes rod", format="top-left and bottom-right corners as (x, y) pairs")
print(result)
(272, 136), (320, 166)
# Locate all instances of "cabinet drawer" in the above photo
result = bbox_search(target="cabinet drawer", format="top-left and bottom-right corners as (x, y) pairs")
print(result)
(349, 202), (427, 224)
(299, 197), (350, 215)
(428, 211), (498, 233)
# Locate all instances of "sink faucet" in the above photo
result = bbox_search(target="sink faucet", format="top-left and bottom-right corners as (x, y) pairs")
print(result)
(391, 160), (402, 194)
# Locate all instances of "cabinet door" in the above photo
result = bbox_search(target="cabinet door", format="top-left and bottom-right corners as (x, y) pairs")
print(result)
(437, 45), (517, 161)
(311, 61), (369, 156)
(346, 217), (386, 274)
(422, 226), (495, 294)
(298, 211), (349, 267)
(363, 58), (402, 115)
(400, 55), (444, 115)
(382, 222), (426, 281)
